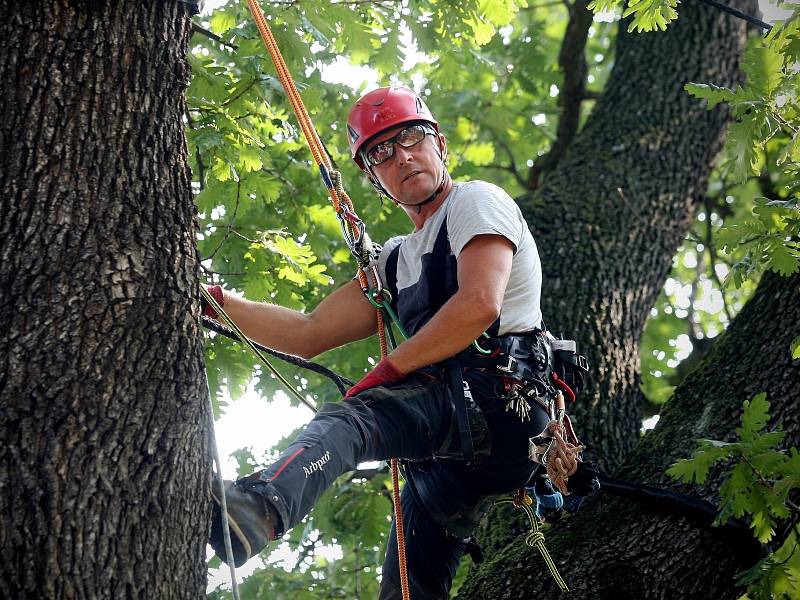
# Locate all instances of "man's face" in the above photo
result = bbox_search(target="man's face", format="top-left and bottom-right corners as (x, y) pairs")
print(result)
(365, 123), (447, 205)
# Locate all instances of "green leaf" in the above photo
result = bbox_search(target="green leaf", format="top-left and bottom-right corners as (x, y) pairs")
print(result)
(247, 174), (282, 204)
(278, 264), (308, 286)
(666, 441), (734, 484)
(741, 45), (784, 97)
(738, 393), (770, 440)
(463, 142), (496, 166)
(721, 462), (755, 519)
(195, 179), (236, 215)
(716, 221), (767, 253)
(479, 0), (520, 25)
(588, 0), (618, 14)
(750, 506), (776, 543)
(237, 146), (263, 173)
(767, 241), (800, 276)
(685, 83), (736, 109)
(230, 447), (258, 476)
(791, 336), (800, 360)
(623, 0), (679, 32)
(209, 10), (237, 35)
(467, 12), (496, 46)
(727, 118), (761, 183)
(210, 157), (234, 182)
(746, 431), (788, 455)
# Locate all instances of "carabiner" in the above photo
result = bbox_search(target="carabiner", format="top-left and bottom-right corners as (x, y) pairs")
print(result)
(369, 263), (383, 296)
(472, 332), (493, 355)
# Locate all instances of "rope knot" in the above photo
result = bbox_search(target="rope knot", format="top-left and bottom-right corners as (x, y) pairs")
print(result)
(329, 169), (342, 191)
(526, 531), (546, 547)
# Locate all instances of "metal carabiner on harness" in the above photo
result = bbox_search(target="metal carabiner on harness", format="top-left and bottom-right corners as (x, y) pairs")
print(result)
(362, 264), (384, 302)
(472, 331), (493, 355)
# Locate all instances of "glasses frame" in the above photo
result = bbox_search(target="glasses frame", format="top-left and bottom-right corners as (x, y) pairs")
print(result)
(362, 123), (436, 167)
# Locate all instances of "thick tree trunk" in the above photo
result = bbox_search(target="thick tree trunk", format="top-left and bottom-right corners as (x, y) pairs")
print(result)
(0, 3), (209, 598)
(523, 0), (752, 471)
(460, 270), (799, 599)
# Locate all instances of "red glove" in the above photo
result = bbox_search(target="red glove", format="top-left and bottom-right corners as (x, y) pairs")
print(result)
(201, 285), (225, 319)
(345, 357), (405, 398)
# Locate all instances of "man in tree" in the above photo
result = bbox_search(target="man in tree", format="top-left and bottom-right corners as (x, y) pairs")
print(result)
(205, 85), (590, 599)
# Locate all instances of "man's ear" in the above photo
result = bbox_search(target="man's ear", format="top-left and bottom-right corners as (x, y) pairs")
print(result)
(437, 133), (448, 162)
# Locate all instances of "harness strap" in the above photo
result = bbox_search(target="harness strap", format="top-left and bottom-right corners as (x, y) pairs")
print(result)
(446, 364), (475, 462)
(385, 244), (400, 314)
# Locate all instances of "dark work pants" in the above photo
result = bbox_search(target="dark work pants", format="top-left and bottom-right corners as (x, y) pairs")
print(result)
(240, 369), (551, 600)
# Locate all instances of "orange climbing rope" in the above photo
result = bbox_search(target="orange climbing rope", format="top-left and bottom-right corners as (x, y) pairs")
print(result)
(244, 1), (410, 597)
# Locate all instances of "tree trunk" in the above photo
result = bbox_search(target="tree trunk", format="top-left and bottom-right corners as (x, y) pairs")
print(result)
(0, 3), (209, 598)
(457, 0), (799, 596)
(522, 0), (753, 472)
(460, 269), (799, 599)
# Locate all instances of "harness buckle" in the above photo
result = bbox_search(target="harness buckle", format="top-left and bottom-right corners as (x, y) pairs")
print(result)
(496, 355), (517, 373)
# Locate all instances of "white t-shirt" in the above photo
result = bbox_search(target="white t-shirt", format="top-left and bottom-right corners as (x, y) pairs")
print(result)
(375, 180), (542, 336)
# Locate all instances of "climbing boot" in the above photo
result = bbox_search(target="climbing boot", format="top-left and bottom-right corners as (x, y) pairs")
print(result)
(209, 479), (277, 567)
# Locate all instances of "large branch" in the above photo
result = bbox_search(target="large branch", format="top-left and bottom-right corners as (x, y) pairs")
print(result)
(0, 3), (210, 597)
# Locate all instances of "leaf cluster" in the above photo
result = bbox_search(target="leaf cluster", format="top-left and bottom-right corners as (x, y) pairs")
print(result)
(667, 394), (800, 598)
(641, 11), (800, 406)
(684, 14), (800, 286)
(588, 0), (677, 32)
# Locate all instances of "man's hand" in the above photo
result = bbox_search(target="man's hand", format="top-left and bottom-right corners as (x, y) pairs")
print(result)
(345, 357), (405, 398)
(201, 285), (225, 319)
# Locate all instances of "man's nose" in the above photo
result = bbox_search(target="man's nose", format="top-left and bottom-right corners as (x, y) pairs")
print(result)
(393, 144), (413, 165)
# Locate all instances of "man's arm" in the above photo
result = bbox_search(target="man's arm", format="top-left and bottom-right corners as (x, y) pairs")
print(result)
(387, 234), (514, 373)
(213, 280), (378, 359)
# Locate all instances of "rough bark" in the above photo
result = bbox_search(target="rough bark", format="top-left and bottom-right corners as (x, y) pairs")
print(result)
(460, 270), (800, 599)
(522, 0), (753, 472)
(0, 3), (209, 599)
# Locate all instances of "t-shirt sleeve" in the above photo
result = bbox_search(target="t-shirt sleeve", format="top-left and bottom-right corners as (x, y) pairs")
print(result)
(447, 181), (524, 256)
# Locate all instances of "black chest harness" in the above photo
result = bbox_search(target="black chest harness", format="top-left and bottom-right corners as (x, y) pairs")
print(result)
(382, 216), (588, 461)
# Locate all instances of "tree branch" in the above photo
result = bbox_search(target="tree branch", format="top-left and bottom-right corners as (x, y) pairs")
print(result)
(583, 89), (602, 101)
(204, 179), (242, 262)
(484, 127), (528, 188)
(527, 0), (594, 190)
(190, 23), (238, 51)
(185, 110), (207, 191)
(704, 195), (734, 321)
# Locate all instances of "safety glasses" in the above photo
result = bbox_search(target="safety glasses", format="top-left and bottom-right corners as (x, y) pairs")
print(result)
(363, 124), (434, 167)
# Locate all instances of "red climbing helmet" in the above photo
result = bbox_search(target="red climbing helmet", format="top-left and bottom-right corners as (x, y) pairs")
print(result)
(346, 85), (438, 170)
